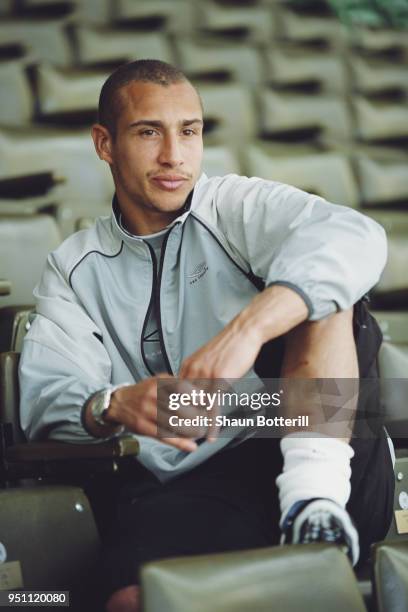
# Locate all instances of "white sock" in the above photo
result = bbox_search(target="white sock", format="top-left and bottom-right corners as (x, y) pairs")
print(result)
(276, 433), (354, 525)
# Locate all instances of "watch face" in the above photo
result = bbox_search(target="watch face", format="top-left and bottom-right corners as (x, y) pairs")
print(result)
(92, 391), (109, 425)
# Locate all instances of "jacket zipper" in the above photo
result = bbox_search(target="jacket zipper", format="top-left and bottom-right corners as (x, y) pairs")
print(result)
(140, 230), (175, 376)
(140, 243), (157, 377)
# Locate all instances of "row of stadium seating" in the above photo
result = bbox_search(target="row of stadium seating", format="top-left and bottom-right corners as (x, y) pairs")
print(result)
(2, 59), (408, 141)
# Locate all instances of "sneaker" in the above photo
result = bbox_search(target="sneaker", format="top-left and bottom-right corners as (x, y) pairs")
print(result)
(281, 498), (360, 566)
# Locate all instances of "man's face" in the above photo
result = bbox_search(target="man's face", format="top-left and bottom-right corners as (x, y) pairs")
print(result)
(100, 80), (204, 219)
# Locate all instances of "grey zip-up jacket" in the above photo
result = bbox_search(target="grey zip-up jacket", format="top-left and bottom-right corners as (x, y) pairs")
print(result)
(19, 173), (387, 481)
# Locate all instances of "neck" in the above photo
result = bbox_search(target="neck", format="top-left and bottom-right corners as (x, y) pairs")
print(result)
(114, 191), (183, 236)
(120, 207), (178, 236)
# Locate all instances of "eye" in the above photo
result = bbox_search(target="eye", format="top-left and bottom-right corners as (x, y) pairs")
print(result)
(182, 128), (195, 136)
(140, 129), (159, 137)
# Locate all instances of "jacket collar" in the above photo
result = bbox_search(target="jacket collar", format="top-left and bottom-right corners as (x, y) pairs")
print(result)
(111, 173), (207, 245)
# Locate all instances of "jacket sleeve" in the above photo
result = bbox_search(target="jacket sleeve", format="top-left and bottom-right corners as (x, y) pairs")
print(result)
(19, 251), (113, 443)
(211, 175), (387, 320)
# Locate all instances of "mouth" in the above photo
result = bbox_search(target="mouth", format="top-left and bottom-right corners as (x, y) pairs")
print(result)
(151, 175), (189, 192)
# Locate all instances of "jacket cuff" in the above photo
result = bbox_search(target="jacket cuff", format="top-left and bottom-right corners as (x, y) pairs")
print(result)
(267, 280), (314, 319)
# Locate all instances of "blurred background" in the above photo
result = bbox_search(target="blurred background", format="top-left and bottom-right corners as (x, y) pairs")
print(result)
(0, 0), (407, 348)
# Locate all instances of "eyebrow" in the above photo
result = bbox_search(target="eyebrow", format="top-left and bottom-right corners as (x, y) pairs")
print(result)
(128, 118), (204, 129)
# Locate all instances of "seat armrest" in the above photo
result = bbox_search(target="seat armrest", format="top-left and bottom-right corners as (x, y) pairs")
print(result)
(5, 436), (139, 462)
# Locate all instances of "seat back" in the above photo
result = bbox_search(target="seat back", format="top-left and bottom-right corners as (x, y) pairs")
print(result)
(0, 306), (34, 353)
(141, 544), (366, 612)
(0, 214), (61, 307)
(373, 542), (408, 612)
(0, 485), (100, 607)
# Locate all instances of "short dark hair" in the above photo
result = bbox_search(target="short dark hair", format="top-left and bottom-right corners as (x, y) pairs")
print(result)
(98, 59), (191, 136)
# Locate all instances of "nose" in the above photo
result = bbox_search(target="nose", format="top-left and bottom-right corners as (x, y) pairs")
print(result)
(157, 134), (184, 168)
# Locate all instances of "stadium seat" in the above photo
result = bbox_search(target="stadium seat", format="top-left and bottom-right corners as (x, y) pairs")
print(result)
(175, 37), (264, 86)
(0, 485), (100, 608)
(351, 26), (407, 55)
(353, 96), (408, 142)
(75, 26), (174, 66)
(367, 212), (408, 305)
(278, 8), (345, 46)
(0, 17), (74, 67)
(245, 143), (359, 207)
(197, 1), (275, 43)
(0, 59), (34, 125)
(111, 0), (195, 35)
(356, 155), (408, 207)
(57, 199), (112, 238)
(0, 307), (33, 353)
(379, 343), (408, 439)
(0, 127), (113, 210)
(373, 542), (408, 611)
(0, 349), (139, 608)
(258, 89), (353, 139)
(195, 82), (257, 148)
(35, 63), (108, 115)
(75, 0), (112, 25)
(0, 214), (61, 307)
(374, 311), (408, 344)
(202, 145), (241, 177)
(141, 544), (366, 612)
(265, 45), (347, 93)
(0, 351), (140, 481)
(350, 55), (408, 95)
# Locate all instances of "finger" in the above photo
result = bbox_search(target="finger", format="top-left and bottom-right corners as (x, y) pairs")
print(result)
(131, 417), (197, 452)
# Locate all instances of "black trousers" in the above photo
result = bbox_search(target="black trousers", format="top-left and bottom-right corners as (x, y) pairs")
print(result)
(98, 431), (394, 599)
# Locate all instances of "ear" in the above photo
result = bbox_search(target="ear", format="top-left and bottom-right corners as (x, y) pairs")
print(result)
(92, 123), (114, 164)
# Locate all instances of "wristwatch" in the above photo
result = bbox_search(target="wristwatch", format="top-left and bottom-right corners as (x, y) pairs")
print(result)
(90, 384), (128, 431)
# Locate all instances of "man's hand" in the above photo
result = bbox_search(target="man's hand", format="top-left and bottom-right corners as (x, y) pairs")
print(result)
(179, 320), (262, 380)
(87, 376), (199, 452)
(179, 285), (308, 379)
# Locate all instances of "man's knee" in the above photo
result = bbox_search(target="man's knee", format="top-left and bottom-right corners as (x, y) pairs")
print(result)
(105, 585), (140, 612)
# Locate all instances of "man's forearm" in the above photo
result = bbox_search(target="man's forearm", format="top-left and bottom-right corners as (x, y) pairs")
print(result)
(235, 284), (309, 345)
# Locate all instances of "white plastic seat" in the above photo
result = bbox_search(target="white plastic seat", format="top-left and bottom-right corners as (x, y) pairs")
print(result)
(350, 55), (408, 95)
(76, 26), (174, 66)
(373, 311), (408, 344)
(75, 0), (112, 25)
(196, 82), (257, 147)
(0, 18), (73, 67)
(36, 63), (109, 115)
(265, 46), (347, 93)
(57, 199), (112, 238)
(197, 1), (274, 43)
(353, 96), (408, 141)
(258, 89), (353, 139)
(278, 8), (345, 46)
(0, 213), (61, 307)
(356, 155), (408, 206)
(368, 212), (408, 294)
(112, 0), (195, 34)
(245, 143), (359, 207)
(351, 26), (407, 54)
(0, 59), (33, 125)
(176, 37), (263, 86)
(0, 127), (113, 208)
(379, 342), (408, 438)
(202, 146), (241, 178)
